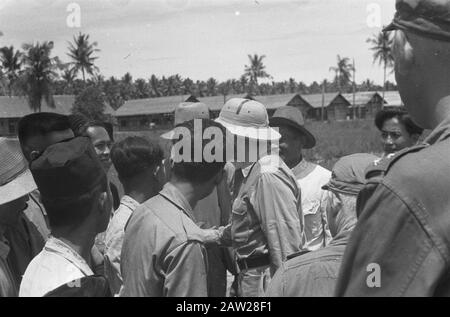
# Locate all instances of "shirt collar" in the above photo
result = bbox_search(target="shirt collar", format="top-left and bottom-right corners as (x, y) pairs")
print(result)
(159, 182), (195, 221)
(424, 114), (450, 145)
(44, 237), (93, 276)
(120, 195), (140, 211)
(291, 159), (310, 177)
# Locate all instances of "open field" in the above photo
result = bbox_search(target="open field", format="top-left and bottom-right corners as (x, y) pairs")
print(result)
(114, 119), (384, 171)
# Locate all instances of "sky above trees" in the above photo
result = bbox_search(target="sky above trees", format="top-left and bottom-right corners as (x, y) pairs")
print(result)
(0, 0), (396, 85)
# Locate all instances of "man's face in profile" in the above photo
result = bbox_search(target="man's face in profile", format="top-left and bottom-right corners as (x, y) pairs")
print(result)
(22, 129), (75, 162)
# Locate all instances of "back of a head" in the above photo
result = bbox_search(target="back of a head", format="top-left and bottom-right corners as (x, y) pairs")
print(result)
(171, 118), (227, 184)
(111, 136), (164, 183)
(30, 137), (109, 230)
(18, 113), (71, 146)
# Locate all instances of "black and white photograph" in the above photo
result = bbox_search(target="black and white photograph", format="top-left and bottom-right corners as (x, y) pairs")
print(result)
(0, 0), (449, 300)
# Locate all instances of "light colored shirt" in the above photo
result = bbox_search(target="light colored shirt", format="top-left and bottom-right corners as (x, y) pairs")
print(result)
(231, 155), (305, 275)
(0, 236), (17, 297)
(104, 195), (140, 295)
(292, 160), (332, 251)
(19, 237), (93, 297)
(120, 183), (208, 297)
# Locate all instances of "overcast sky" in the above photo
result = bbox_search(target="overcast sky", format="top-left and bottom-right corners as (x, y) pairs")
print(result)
(0, 0), (397, 85)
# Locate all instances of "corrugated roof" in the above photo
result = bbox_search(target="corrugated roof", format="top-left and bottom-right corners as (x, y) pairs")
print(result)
(115, 93), (299, 117)
(382, 91), (403, 107)
(302, 93), (345, 108)
(114, 95), (190, 117)
(342, 92), (382, 106)
(0, 95), (115, 118)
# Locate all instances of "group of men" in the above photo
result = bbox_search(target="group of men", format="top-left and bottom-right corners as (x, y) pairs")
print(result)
(1, 0), (450, 297)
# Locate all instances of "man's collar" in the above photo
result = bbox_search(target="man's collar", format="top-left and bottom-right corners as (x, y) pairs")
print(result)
(120, 195), (140, 211)
(424, 114), (450, 145)
(44, 237), (93, 276)
(291, 158), (316, 179)
(159, 182), (196, 221)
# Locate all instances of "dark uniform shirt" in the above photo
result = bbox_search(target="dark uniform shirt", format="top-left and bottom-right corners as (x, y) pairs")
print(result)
(335, 114), (450, 296)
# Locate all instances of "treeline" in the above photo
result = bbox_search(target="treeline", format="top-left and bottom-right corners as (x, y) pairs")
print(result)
(0, 32), (397, 112)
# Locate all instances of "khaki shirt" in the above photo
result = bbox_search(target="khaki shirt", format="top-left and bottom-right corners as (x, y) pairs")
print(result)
(232, 155), (305, 275)
(120, 183), (208, 297)
(336, 114), (450, 296)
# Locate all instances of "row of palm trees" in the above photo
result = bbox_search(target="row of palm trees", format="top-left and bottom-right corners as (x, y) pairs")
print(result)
(0, 30), (395, 112)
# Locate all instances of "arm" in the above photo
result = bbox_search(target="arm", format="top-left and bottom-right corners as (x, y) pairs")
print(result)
(164, 241), (208, 297)
(252, 173), (303, 275)
(335, 182), (447, 296)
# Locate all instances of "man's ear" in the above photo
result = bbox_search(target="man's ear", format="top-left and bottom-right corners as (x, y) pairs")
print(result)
(214, 169), (225, 186)
(393, 30), (415, 76)
(98, 191), (109, 214)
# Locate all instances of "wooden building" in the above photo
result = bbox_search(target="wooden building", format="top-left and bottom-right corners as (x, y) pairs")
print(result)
(301, 93), (351, 121)
(342, 92), (384, 119)
(0, 95), (115, 136)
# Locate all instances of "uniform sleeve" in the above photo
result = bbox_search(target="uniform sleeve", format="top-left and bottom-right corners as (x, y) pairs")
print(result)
(335, 182), (447, 296)
(216, 175), (232, 226)
(164, 241), (208, 297)
(252, 173), (303, 275)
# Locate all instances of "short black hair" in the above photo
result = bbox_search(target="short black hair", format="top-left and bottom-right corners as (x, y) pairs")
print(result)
(80, 120), (114, 141)
(68, 114), (89, 136)
(171, 119), (226, 184)
(18, 113), (71, 145)
(375, 109), (424, 136)
(42, 177), (108, 229)
(111, 136), (164, 182)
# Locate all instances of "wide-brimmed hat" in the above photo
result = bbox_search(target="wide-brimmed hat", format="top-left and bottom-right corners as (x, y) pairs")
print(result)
(0, 137), (37, 205)
(269, 106), (316, 149)
(161, 102), (210, 140)
(215, 98), (280, 141)
(322, 153), (379, 195)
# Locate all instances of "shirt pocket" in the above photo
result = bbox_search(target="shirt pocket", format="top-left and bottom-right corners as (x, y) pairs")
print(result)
(231, 199), (250, 245)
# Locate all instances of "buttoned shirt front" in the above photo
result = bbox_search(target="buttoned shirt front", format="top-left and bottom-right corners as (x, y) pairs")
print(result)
(120, 183), (208, 297)
(0, 236), (17, 297)
(336, 114), (450, 296)
(19, 237), (93, 297)
(104, 195), (140, 295)
(232, 154), (305, 275)
(292, 160), (332, 251)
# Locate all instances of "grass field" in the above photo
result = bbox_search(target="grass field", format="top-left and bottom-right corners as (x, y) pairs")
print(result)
(114, 119), (383, 170)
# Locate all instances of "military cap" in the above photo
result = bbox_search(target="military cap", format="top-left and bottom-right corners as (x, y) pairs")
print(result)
(384, 0), (450, 42)
(322, 153), (379, 195)
(30, 136), (106, 200)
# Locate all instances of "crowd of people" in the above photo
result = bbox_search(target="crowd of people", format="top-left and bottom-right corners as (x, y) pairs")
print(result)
(1, 0), (450, 297)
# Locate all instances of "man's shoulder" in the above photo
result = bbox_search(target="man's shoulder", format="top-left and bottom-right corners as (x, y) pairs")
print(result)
(127, 195), (204, 246)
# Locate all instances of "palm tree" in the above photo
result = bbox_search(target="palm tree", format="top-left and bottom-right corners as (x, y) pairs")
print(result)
(244, 54), (271, 93)
(67, 32), (100, 84)
(19, 41), (60, 112)
(206, 77), (218, 96)
(0, 46), (22, 96)
(329, 55), (354, 92)
(149, 75), (161, 97)
(61, 68), (76, 93)
(367, 31), (394, 99)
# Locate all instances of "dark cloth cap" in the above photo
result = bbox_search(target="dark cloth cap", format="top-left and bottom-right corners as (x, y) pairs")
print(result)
(384, 0), (450, 42)
(322, 153), (379, 195)
(269, 106), (316, 149)
(30, 137), (106, 200)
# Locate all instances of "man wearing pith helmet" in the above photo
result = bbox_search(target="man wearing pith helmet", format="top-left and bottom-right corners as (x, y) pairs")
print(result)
(270, 106), (332, 252)
(216, 98), (305, 297)
(336, 0), (450, 296)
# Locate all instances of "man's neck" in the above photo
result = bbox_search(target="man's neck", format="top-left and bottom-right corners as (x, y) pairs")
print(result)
(433, 95), (450, 128)
(286, 155), (303, 169)
(171, 180), (201, 209)
(125, 182), (160, 204)
(52, 228), (96, 266)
